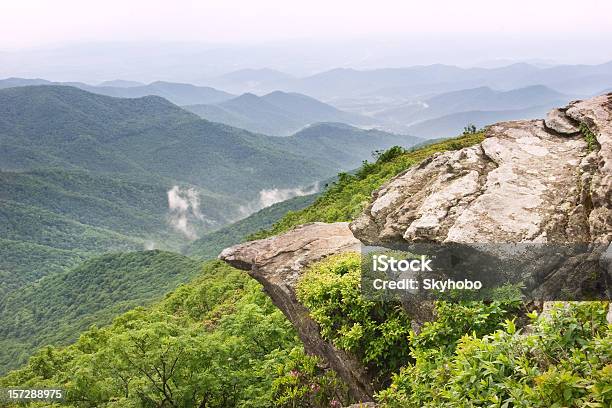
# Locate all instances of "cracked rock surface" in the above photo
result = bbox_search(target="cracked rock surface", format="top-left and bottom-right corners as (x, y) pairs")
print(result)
(351, 94), (611, 247)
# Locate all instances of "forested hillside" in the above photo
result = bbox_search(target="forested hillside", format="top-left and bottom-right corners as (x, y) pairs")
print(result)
(0, 251), (202, 374)
(0, 85), (330, 203)
(0, 78), (235, 105)
(185, 91), (377, 136)
(0, 85), (419, 204)
(187, 194), (318, 260)
(0, 261), (307, 407)
(0, 169), (219, 296)
(281, 123), (422, 170)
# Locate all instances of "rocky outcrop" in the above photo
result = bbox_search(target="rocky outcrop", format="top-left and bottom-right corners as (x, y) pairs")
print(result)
(219, 222), (375, 401)
(544, 108), (580, 135)
(219, 95), (612, 402)
(351, 93), (611, 306)
(353, 119), (594, 244)
(564, 95), (612, 245)
(352, 95), (611, 246)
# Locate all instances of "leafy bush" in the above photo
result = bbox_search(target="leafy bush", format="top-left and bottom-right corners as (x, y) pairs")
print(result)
(411, 298), (522, 355)
(294, 254), (609, 407)
(377, 302), (611, 407)
(296, 253), (413, 379)
(580, 123), (600, 152)
(272, 348), (348, 408)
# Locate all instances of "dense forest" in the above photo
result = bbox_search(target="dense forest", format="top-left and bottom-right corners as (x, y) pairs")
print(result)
(0, 251), (202, 374)
(0, 261), (305, 407)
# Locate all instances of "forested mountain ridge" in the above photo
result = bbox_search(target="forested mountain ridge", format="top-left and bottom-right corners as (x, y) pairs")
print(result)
(278, 123), (421, 171)
(374, 85), (568, 125)
(0, 85), (419, 200)
(0, 168), (230, 299)
(185, 90), (379, 136)
(0, 250), (202, 374)
(0, 78), (234, 105)
(0, 85), (327, 196)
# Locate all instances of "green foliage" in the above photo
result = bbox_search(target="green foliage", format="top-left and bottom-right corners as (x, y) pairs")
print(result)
(580, 123), (600, 152)
(0, 85), (380, 202)
(293, 254), (609, 407)
(0, 250), (202, 375)
(278, 123), (423, 171)
(272, 348), (348, 408)
(296, 253), (412, 379)
(411, 299), (522, 354)
(249, 132), (485, 239)
(0, 261), (302, 407)
(0, 238), (85, 298)
(377, 302), (612, 407)
(0, 168), (232, 293)
(462, 123), (479, 135)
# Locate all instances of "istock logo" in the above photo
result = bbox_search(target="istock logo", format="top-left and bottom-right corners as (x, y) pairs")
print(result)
(372, 254), (432, 272)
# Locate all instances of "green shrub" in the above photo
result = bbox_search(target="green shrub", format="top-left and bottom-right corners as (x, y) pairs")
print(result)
(296, 253), (412, 379)
(377, 302), (611, 407)
(410, 299), (522, 355)
(580, 123), (600, 152)
(271, 348), (348, 408)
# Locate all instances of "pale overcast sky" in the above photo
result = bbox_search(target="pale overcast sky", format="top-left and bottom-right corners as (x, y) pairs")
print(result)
(1, 0), (612, 81)
(2, 0), (612, 49)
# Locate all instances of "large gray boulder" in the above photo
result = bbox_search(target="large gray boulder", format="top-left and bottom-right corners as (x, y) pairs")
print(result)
(350, 103), (610, 245)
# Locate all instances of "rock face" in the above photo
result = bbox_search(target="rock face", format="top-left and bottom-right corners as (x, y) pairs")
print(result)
(564, 95), (612, 245)
(219, 222), (375, 401)
(219, 95), (612, 402)
(352, 94), (611, 247)
(351, 93), (611, 306)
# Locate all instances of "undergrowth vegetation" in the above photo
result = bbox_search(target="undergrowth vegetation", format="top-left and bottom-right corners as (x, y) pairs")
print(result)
(580, 123), (600, 152)
(0, 261), (303, 407)
(296, 255), (611, 407)
(296, 253), (413, 380)
(377, 302), (611, 407)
